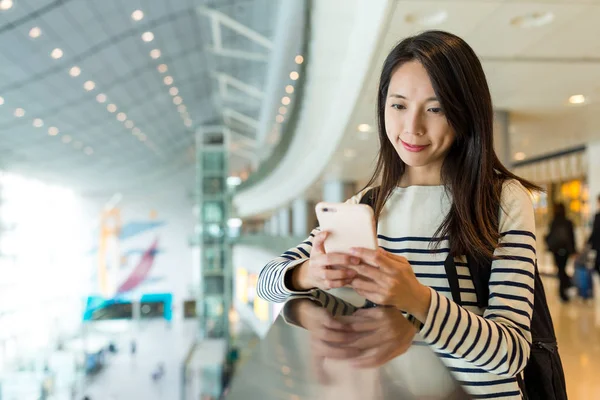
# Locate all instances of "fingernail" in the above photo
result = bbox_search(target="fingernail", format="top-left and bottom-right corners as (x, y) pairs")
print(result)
(349, 248), (358, 255)
(350, 257), (360, 265)
(347, 269), (357, 277)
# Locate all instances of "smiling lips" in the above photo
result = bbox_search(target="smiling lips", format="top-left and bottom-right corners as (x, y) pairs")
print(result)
(400, 140), (429, 152)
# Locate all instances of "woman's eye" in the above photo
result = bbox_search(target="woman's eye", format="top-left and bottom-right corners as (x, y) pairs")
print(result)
(391, 104), (406, 110)
(428, 107), (443, 114)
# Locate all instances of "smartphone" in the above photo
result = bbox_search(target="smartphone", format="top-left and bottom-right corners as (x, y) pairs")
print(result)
(315, 202), (378, 254)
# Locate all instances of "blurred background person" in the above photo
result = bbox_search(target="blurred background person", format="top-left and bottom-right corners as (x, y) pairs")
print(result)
(546, 203), (576, 302)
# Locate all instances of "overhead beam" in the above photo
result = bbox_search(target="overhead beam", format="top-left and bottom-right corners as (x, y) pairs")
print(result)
(215, 72), (264, 100)
(223, 108), (259, 131)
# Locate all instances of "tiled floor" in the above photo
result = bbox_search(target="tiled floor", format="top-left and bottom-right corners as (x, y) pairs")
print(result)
(544, 273), (600, 399)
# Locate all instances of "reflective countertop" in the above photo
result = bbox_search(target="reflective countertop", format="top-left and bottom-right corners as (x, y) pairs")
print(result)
(226, 289), (471, 399)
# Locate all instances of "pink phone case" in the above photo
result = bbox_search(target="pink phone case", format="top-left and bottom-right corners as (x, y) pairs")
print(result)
(315, 202), (378, 254)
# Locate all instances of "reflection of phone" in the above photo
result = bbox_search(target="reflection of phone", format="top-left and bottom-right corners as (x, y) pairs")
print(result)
(315, 202), (378, 254)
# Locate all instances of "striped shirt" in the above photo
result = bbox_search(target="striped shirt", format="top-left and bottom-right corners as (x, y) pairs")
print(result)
(257, 180), (535, 399)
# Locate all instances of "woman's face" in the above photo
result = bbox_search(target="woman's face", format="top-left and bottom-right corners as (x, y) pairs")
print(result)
(384, 61), (456, 176)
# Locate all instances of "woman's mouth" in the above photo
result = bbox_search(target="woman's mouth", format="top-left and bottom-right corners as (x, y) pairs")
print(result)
(400, 140), (429, 152)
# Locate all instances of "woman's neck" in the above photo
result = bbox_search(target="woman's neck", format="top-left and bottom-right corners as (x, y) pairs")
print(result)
(398, 165), (443, 187)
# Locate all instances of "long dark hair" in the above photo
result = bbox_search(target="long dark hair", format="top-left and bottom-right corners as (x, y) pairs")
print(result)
(364, 30), (541, 262)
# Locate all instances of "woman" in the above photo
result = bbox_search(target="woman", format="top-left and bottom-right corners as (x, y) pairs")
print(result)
(546, 202), (576, 301)
(257, 31), (539, 399)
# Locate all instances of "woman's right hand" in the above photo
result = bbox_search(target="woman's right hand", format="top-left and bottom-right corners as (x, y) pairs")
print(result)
(291, 231), (360, 291)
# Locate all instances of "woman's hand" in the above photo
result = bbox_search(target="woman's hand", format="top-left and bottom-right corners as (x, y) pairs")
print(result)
(347, 247), (432, 323)
(291, 231), (359, 291)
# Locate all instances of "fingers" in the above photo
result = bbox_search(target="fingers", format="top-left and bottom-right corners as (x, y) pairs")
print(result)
(350, 276), (381, 293)
(346, 263), (387, 282)
(321, 268), (356, 281)
(311, 339), (362, 360)
(354, 288), (384, 305)
(312, 231), (329, 255)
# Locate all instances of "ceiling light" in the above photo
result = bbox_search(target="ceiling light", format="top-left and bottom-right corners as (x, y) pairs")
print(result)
(177, 104), (186, 113)
(84, 146), (94, 155)
(139, 133), (147, 142)
(344, 148), (357, 158)
(227, 176), (242, 186)
(163, 76), (173, 85)
(279, 106), (287, 115)
(14, 108), (25, 117)
(184, 118), (192, 127)
(227, 218), (242, 229)
(0, 96), (4, 105)
(275, 115), (284, 123)
(51, 48), (63, 59)
(157, 64), (168, 73)
(83, 80), (95, 91)
(124, 120), (134, 129)
(568, 94), (586, 105)
(405, 10), (448, 26)
(0, 0), (13, 11)
(289, 71), (299, 81)
(510, 12), (554, 28)
(281, 96), (290, 105)
(73, 141), (83, 149)
(107, 104), (117, 113)
(132, 127), (141, 135)
(285, 85), (294, 94)
(295, 55), (304, 64)
(29, 27), (41, 38)
(32, 118), (43, 127)
(150, 49), (161, 59)
(131, 10), (144, 21)
(62, 135), (72, 144)
(169, 87), (179, 96)
(96, 93), (107, 103)
(117, 112), (127, 122)
(142, 32), (154, 42)
(173, 96), (182, 105)
(514, 152), (526, 161)
(69, 66), (81, 77)
(358, 123), (371, 132)
(48, 126), (59, 136)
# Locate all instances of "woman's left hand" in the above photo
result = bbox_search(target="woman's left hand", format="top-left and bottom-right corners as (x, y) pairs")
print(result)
(347, 247), (432, 323)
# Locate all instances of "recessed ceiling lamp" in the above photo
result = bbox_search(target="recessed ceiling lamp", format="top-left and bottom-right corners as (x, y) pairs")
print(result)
(83, 80), (95, 91)
(279, 106), (287, 115)
(568, 94), (586, 104)
(116, 112), (127, 122)
(14, 108), (25, 117)
(227, 176), (242, 186)
(150, 49), (161, 59)
(32, 118), (43, 127)
(107, 104), (117, 113)
(169, 87), (179, 96)
(142, 31), (154, 42)
(131, 10), (144, 21)
(0, 96), (4, 105)
(61, 135), (72, 144)
(69, 66), (81, 77)
(84, 146), (94, 155)
(275, 115), (284, 123)
(357, 123), (371, 132)
(157, 64), (168, 73)
(124, 120), (134, 129)
(51, 48), (63, 59)
(132, 127), (141, 135)
(295, 55), (304, 64)
(96, 93), (107, 103)
(177, 104), (186, 113)
(285, 85), (294, 94)
(29, 27), (41, 38)
(514, 152), (526, 161)
(173, 96), (182, 105)
(163, 76), (173, 85)
(510, 12), (554, 28)
(289, 71), (299, 81)
(405, 10), (448, 26)
(48, 126), (59, 136)
(0, 0), (13, 11)
(281, 96), (290, 105)
(184, 118), (192, 127)
(139, 133), (147, 141)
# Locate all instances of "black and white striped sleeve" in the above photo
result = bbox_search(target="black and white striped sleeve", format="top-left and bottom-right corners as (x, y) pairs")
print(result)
(419, 181), (535, 377)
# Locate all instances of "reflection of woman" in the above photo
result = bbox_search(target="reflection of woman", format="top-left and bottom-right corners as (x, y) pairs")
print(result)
(258, 30), (546, 399)
(545, 203), (576, 302)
